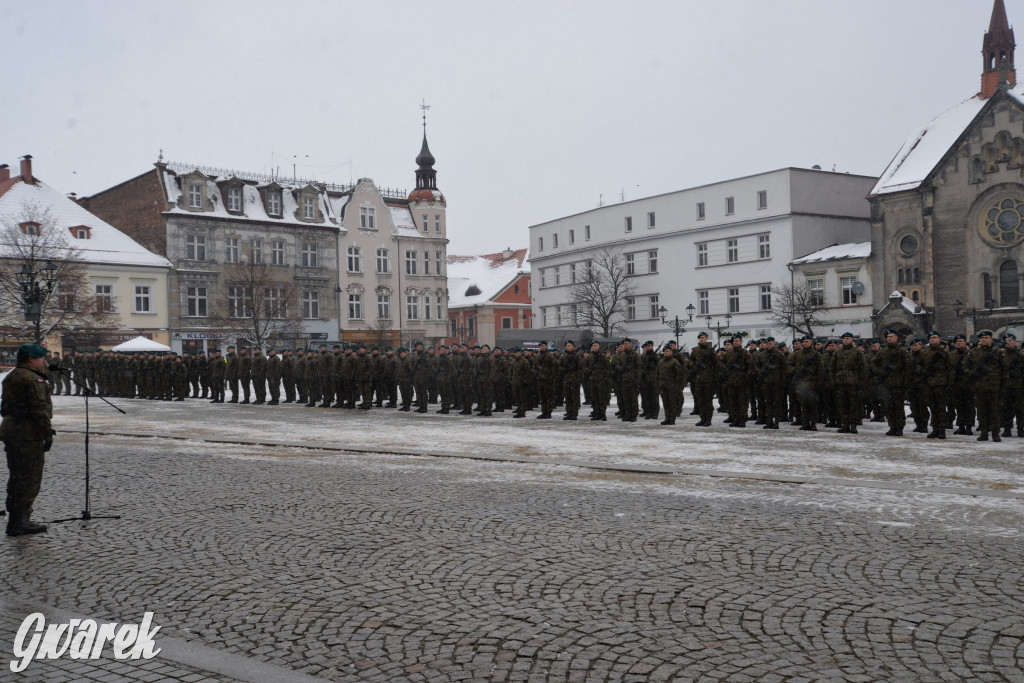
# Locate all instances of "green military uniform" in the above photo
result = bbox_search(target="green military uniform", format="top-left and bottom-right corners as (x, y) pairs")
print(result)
(1001, 335), (1023, 437)
(918, 332), (952, 438)
(689, 335), (720, 426)
(266, 349), (281, 405)
(657, 350), (684, 425)
(561, 343), (583, 421)
(1, 344), (53, 535)
(872, 332), (909, 436)
(830, 333), (868, 433)
(964, 330), (1004, 441)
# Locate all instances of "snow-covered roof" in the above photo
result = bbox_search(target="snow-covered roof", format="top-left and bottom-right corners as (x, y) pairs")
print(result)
(870, 84), (1024, 196)
(160, 167), (341, 230)
(789, 242), (871, 266)
(447, 248), (530, 308)
(387, 204), (421, 238)
(0, 178), (171, 268)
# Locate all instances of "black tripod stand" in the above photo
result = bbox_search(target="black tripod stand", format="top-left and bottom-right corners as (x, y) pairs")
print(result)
(50, 367), (124, 524)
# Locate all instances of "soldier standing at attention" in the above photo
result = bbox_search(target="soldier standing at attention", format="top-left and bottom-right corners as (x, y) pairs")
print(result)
(280, 349), (294, 403)
(1, 344), (54, 536)
(689, 332), (719, 427)
(965, 330), (1004, 442)
(208, 349), (225, 403)
(266, 347), (281, 405)
(873, 330), (909, 436)
(396, 348), (414, 411)
(790, 336), (823, 431)
(225, 345), (239, 403)
(722, 334), (751, 428)
(657, 346), (683, 425)
(251, 347), (268, 404)
(237, 348), (252, 404)
(950, 334), (975, 435)
(534, 341), (559, 419)
(639, 341), (660, 420)
(831, 332), (868, 434)
(920, 331), (952, 439)
(561, 341), (583, 421)
(1001, 334), (1023, 438)
(583, 342), (611, 421)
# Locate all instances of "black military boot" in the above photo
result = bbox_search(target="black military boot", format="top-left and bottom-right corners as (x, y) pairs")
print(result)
(849, 425), (858, 434)
(936, 429), (946, 439)
(993, 432), (1002, 442)
(1002, 427), (1012, 438)
(536, 412), (551, 419)
(6, 512), (47, 536)
(978, 432), (989, 441)
(964, 427), (974, 436)
(954, 426), (967, 435)
(926, 430), (938, 439)
(837, 425), (851, 433)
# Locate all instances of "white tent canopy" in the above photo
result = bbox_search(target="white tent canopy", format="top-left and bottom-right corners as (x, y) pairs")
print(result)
(110, 336), (171, 353)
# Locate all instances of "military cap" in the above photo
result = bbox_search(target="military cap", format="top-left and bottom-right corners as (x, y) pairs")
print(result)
(19, 343), (47, 358)
(438, 344), (448, 350)
(538, 340), (549, 346)
(643, 340), (654, 347)
(977, 329), (994, 338)
(397, 347), (408, 353)
(928, 330), (941, 338)
(1004, 332), (1017, 340)
(565, 340), (575, 347)
(697, 331), (708, 339)
(732, 334), (744, 341)
(841, 332), (854, 339)
(881, 329), (895, 336)
(870, 338), (880, 345)
(414, 340), (424, 347)
(953, 334), (966, 341)
(481, 343), (491, 349)
(227, 345), (236, 350)
(764, 336), (775, 342)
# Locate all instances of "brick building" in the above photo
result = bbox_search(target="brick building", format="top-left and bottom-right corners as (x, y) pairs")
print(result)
(445, 248), (531, 348)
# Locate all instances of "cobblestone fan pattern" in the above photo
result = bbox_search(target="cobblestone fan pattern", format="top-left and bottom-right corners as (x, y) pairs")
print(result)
(1, 432), (1022, 681)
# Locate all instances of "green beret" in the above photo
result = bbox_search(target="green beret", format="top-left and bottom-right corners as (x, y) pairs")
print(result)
(977, 329), (994, 337)
(697, 332), (708, 339)
(953, 334), (966, 341)
(765, 336), (775, 342)
(643, 340), (654, 347)
(841, 332), (854, 338)
(1005, 333), (1017, 340)
(19, 343), (47, 358)
(928, 330), (941, 337)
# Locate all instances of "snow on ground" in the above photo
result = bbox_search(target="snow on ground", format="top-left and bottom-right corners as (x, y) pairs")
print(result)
(47, 391), (1024, 497)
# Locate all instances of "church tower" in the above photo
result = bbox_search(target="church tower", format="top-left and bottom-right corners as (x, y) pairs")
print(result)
(407, 103), (446, 235)
(981, 0), (1017, 98)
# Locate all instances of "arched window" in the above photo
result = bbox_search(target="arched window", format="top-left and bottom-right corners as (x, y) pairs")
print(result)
(1000, 260), (1019, 306)
(913, 267), (921, 283)
(911, 290), (920, 302)
(897, 269), (904, 284)
(984, 273), (994, 304)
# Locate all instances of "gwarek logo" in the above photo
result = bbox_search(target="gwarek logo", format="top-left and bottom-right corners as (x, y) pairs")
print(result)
(10, 612), (161, 672)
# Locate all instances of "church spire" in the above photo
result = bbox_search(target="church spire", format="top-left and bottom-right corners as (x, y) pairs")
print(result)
(408, 100), (445, 204)
(982, 0), (1016, 98)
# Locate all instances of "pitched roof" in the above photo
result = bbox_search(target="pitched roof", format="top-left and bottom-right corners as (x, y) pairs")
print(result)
(446, 248), (530, 308)
(0, 176), (171, 268)
(789, 242), (871, 265)
(870, 84), (1024, 196)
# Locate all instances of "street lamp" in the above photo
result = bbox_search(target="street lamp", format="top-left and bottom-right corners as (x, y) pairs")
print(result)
(953, 298), (997, 331)
(705, 313), (733, 344)
(658, 303), (695, 346)
(16, 259), (60, 344)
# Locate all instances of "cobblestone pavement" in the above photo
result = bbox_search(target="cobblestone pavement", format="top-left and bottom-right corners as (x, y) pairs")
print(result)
(1, 398), (1022, 681)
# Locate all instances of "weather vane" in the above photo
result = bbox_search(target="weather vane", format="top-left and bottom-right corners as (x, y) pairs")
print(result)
(420, 99), (430, 131)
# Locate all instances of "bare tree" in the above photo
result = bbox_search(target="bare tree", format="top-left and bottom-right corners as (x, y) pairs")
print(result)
(0, 203), (117, 342)
(567, 247), (637, 337)
(770, 283), (828, 338)
(209, 259), (305, 348)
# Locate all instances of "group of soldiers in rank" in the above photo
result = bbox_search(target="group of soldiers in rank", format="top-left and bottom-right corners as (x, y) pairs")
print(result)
(42, 326), (1024, 441)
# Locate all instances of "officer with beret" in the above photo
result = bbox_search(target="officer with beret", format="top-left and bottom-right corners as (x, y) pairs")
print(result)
(0, 344), (54, 535)
(964, 329), (1004, 441)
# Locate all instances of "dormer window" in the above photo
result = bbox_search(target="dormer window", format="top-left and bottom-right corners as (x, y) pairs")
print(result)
(303, 196), (316, 220)
(70, 225), (92, 239)
(227, 186), (243, 212)
(267, 190), (282, 216)
(188, 183), (203, 209)
(20, 221), (41, 236)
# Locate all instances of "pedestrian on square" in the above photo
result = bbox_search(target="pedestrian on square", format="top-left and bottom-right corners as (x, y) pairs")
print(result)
(0, 344), (54, 536)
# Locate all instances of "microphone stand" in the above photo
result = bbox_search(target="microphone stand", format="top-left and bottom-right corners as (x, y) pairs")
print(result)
(49, 366), (125, 524)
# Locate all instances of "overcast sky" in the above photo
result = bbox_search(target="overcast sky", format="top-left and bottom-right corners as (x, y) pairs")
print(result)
(0, 0), (1008, 256)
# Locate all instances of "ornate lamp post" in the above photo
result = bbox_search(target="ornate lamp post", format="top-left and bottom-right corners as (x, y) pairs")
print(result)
(705, 312), (733, 344)
(953, 298), (997, 332)
(15, 259), (60, 344)
(658, 303), (695, 346)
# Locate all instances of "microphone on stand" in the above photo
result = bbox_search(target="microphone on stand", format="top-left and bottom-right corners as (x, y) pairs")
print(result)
(48, 363), (68, 374)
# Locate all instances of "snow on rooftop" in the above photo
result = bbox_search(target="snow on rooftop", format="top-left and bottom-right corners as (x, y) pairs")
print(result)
(789, 242), (871, 265)
(871, 83), (1024, 196)
(447, 249), (529, 308)
(0, 179), (171, 268)
(387, 204), (421, 238)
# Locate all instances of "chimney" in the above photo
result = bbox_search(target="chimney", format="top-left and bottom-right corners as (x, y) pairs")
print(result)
(502, 247), (514, 260)
(19, 155), (33, 184)
(0, 164), (9, 183)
